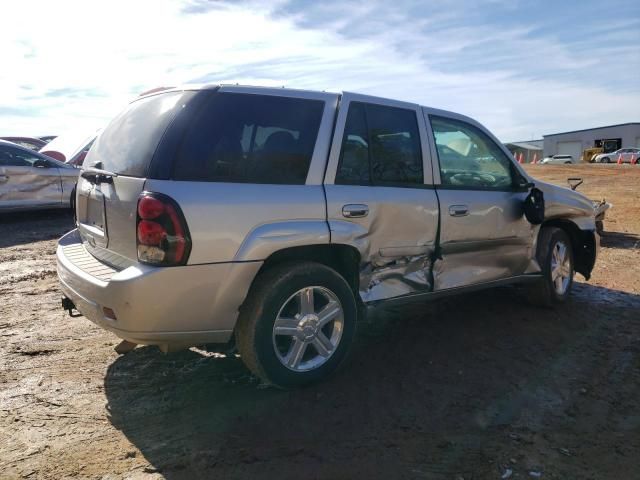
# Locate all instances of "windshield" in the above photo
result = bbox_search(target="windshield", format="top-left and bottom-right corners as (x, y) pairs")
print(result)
(85, 91), (192, 177)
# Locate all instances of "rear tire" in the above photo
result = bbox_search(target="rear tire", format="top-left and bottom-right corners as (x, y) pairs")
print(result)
(236, 261), (357, 388)
(526, 227), (574, 307)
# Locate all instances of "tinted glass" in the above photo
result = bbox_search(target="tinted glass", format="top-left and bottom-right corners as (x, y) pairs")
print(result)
(86, 91), (191, 177)
(335, 103), (370, 184)
(431, 116), (514, 189)
(0, 145), (44, 167)
(335, 102), (423, 186)
(367, 104), (422, 185)
(173, 93), (324, 184)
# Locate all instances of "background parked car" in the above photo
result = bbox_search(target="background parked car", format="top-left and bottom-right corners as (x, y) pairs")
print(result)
(541, 154), (575, 165)
(40, 130), (98, 166)
(0, 139), (78, 212)
(0, 136), (47, 151)
(593, 148), (640, 163)
(38, 135), (57, 144)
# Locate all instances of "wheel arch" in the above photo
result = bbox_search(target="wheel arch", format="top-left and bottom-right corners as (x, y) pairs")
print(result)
(540, 218), (597, 280)
(232, 243), (363, 352)
(253, 244), (362, 300)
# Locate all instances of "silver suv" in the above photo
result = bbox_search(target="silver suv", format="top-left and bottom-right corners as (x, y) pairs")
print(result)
(57, 85), (598, 387)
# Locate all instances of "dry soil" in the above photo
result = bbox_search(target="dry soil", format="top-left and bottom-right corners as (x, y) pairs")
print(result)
(0, 164), (639, 479)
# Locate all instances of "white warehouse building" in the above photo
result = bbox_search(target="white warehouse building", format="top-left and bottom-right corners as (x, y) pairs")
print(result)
(543, 123), (640, 161)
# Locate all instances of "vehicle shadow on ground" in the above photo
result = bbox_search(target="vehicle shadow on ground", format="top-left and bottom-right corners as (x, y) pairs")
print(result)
(0, 209), (73, 248)
(600, 230), (640, 250)
(103, 283), (640, 479)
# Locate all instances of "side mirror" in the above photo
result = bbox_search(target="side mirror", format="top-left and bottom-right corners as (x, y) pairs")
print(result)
(33, 159), (49, 168)
(516, 179), (535, 191)
(523, 187), (545, 224)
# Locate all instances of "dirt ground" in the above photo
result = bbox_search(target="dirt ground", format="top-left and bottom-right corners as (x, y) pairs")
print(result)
(1, 164), (639, 480)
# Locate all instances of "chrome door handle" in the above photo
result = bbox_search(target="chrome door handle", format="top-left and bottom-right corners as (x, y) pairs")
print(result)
(342, 204), (369, 218)
(0, 175), (8, 183)
(448, 205), (469, 217)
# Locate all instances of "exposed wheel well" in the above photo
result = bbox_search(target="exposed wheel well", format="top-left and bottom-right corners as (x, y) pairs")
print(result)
(540, 219), (596, 280)
(254, 244), (362, 298)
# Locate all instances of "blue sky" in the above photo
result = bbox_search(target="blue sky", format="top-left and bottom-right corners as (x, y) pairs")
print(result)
(1, 0), (638, 141)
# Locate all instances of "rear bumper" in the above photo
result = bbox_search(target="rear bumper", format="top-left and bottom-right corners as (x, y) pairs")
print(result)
(56, 229), (261, 349)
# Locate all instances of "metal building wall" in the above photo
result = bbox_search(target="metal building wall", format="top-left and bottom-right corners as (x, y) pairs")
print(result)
(543, 124), (640, 158)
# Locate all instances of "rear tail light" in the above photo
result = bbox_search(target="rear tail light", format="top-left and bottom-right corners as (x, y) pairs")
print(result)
(136, 192), (191, 266)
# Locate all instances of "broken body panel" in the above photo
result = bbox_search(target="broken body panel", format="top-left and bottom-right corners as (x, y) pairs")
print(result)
(57, 85), (598, 350)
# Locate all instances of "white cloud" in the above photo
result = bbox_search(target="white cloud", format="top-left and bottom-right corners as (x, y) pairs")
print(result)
(0, 0), (638, 140)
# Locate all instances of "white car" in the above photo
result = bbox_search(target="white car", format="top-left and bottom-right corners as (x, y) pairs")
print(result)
(541, 154), (575, 165)
(593, 148), (640, 164)
(0, 140), (78, 212)
(40, 130), (98, 167)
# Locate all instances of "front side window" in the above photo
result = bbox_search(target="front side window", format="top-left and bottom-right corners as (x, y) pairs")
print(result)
(336, 102), (423, 186)
(173, 93), (324, 184)
(430, 116), (515, 190)
(0, 145), (44, 167)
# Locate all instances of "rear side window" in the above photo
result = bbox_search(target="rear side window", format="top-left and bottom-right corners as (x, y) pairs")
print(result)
(173, 93), (324, 184)
(86, 91), (192, 177)
(336, 103), (370, 184)
(335, 102), (423, 186)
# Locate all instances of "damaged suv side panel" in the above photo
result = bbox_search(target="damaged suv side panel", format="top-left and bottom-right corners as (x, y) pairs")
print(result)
(323, 93), (440, 303)
(57, 84), (600, 387)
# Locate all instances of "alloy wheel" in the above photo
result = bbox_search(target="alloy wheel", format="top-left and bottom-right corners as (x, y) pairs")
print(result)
(272, 286), (344, 372)
(551, 241), (572, 295)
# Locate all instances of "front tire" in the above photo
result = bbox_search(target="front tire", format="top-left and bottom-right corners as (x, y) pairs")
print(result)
(527, 227), (574, 307)
(236, 262), (357, 388)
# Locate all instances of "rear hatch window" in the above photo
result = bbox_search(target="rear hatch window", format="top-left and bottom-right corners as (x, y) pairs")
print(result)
(85, 91), (194, 177)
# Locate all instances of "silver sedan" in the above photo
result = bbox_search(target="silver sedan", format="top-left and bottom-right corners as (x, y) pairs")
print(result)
(593, 148), (640, 164)
(0, 139), (78, 212)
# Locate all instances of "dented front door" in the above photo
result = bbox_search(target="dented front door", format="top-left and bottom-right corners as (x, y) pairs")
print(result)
(425, 111), (534, 290)
(324, 93), (439, 302)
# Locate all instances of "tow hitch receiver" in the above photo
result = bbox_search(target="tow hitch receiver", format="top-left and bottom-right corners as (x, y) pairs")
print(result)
(61, 297), (82, 318)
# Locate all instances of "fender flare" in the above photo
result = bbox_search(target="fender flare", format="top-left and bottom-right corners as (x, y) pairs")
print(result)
(233, 220), (331, 262)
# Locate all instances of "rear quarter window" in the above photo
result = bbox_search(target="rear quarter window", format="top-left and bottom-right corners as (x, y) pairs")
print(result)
(172, 93), (324, 184)
(86, 91), (193, 177)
